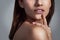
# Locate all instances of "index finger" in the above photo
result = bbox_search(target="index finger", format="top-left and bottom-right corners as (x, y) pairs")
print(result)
(42, 15), (47, 25)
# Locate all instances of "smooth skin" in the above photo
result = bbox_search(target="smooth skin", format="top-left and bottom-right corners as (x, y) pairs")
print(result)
(13, 0), (52, 40)
(18, 0), (51, 20)
(13, 15), (52, 40)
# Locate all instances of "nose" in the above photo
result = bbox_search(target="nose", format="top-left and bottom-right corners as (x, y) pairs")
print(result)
(34, 0), (43, 7)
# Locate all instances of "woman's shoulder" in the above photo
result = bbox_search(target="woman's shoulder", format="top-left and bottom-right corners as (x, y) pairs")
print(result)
(13, 21), (33, 40)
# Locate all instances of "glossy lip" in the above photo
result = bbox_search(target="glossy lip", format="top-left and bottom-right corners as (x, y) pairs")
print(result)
(34, 8), (45, 14)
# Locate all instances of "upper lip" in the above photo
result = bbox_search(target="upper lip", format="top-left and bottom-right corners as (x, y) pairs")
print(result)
(34, 8), (45, 11)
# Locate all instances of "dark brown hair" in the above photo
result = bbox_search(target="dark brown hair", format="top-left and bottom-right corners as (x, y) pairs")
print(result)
(9, 0), (55, 40)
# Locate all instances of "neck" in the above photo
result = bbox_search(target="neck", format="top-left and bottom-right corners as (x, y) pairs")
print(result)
(26, 16), (43, 24)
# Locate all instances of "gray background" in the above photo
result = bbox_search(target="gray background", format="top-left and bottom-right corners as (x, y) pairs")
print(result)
(0, 0), (60, 40)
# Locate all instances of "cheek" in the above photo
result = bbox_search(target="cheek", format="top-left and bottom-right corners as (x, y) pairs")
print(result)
(43, 0), (51, 17)
(44, 8), (50, 17)
(43, 0), (51, 7)
(23, 0), (35, 8)
(23, 0), (35, 17)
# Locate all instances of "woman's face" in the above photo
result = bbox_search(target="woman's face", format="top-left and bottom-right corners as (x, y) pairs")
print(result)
(19, 0), (51, 20)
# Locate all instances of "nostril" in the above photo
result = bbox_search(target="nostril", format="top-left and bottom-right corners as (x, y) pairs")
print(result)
(34, 0), (43, 7)
(34, 3), (43, 7)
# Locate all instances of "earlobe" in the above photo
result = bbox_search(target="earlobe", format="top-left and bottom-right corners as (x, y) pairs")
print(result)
(18, 0), (24, 8)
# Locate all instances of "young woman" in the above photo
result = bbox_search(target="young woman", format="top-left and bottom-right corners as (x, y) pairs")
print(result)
(9, 0), (55, 40)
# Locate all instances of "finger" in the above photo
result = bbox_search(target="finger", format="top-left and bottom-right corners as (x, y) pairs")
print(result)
(32, 22), (42, 26)
(42, 15), (47, 25)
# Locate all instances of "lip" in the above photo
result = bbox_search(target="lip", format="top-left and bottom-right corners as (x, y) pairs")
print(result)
(34, 8), (45, 14)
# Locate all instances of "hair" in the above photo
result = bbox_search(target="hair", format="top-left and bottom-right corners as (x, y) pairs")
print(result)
(9, 0), (55, 40)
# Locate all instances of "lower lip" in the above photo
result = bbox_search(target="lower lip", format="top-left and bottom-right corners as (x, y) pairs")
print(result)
(34, 10), (44, 14)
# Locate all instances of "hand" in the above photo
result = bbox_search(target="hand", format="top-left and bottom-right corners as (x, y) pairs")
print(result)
(13, 15), (52, 40)
(32, 15), (52, 40)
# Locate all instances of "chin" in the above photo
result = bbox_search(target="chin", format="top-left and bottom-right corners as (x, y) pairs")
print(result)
(35, 17), (41, 20)
(34, 18), (41, 21)
(35, 14), (41, 19)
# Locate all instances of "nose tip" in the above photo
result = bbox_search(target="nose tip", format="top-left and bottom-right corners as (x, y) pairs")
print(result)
(34, 0), (43, 7)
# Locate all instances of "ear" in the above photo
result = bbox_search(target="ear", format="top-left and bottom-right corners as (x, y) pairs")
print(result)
(18, 0), (24, 8)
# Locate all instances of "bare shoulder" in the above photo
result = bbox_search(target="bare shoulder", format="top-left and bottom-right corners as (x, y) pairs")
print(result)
(13, 21), (33, 40)
(13, 21), (48, 40)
